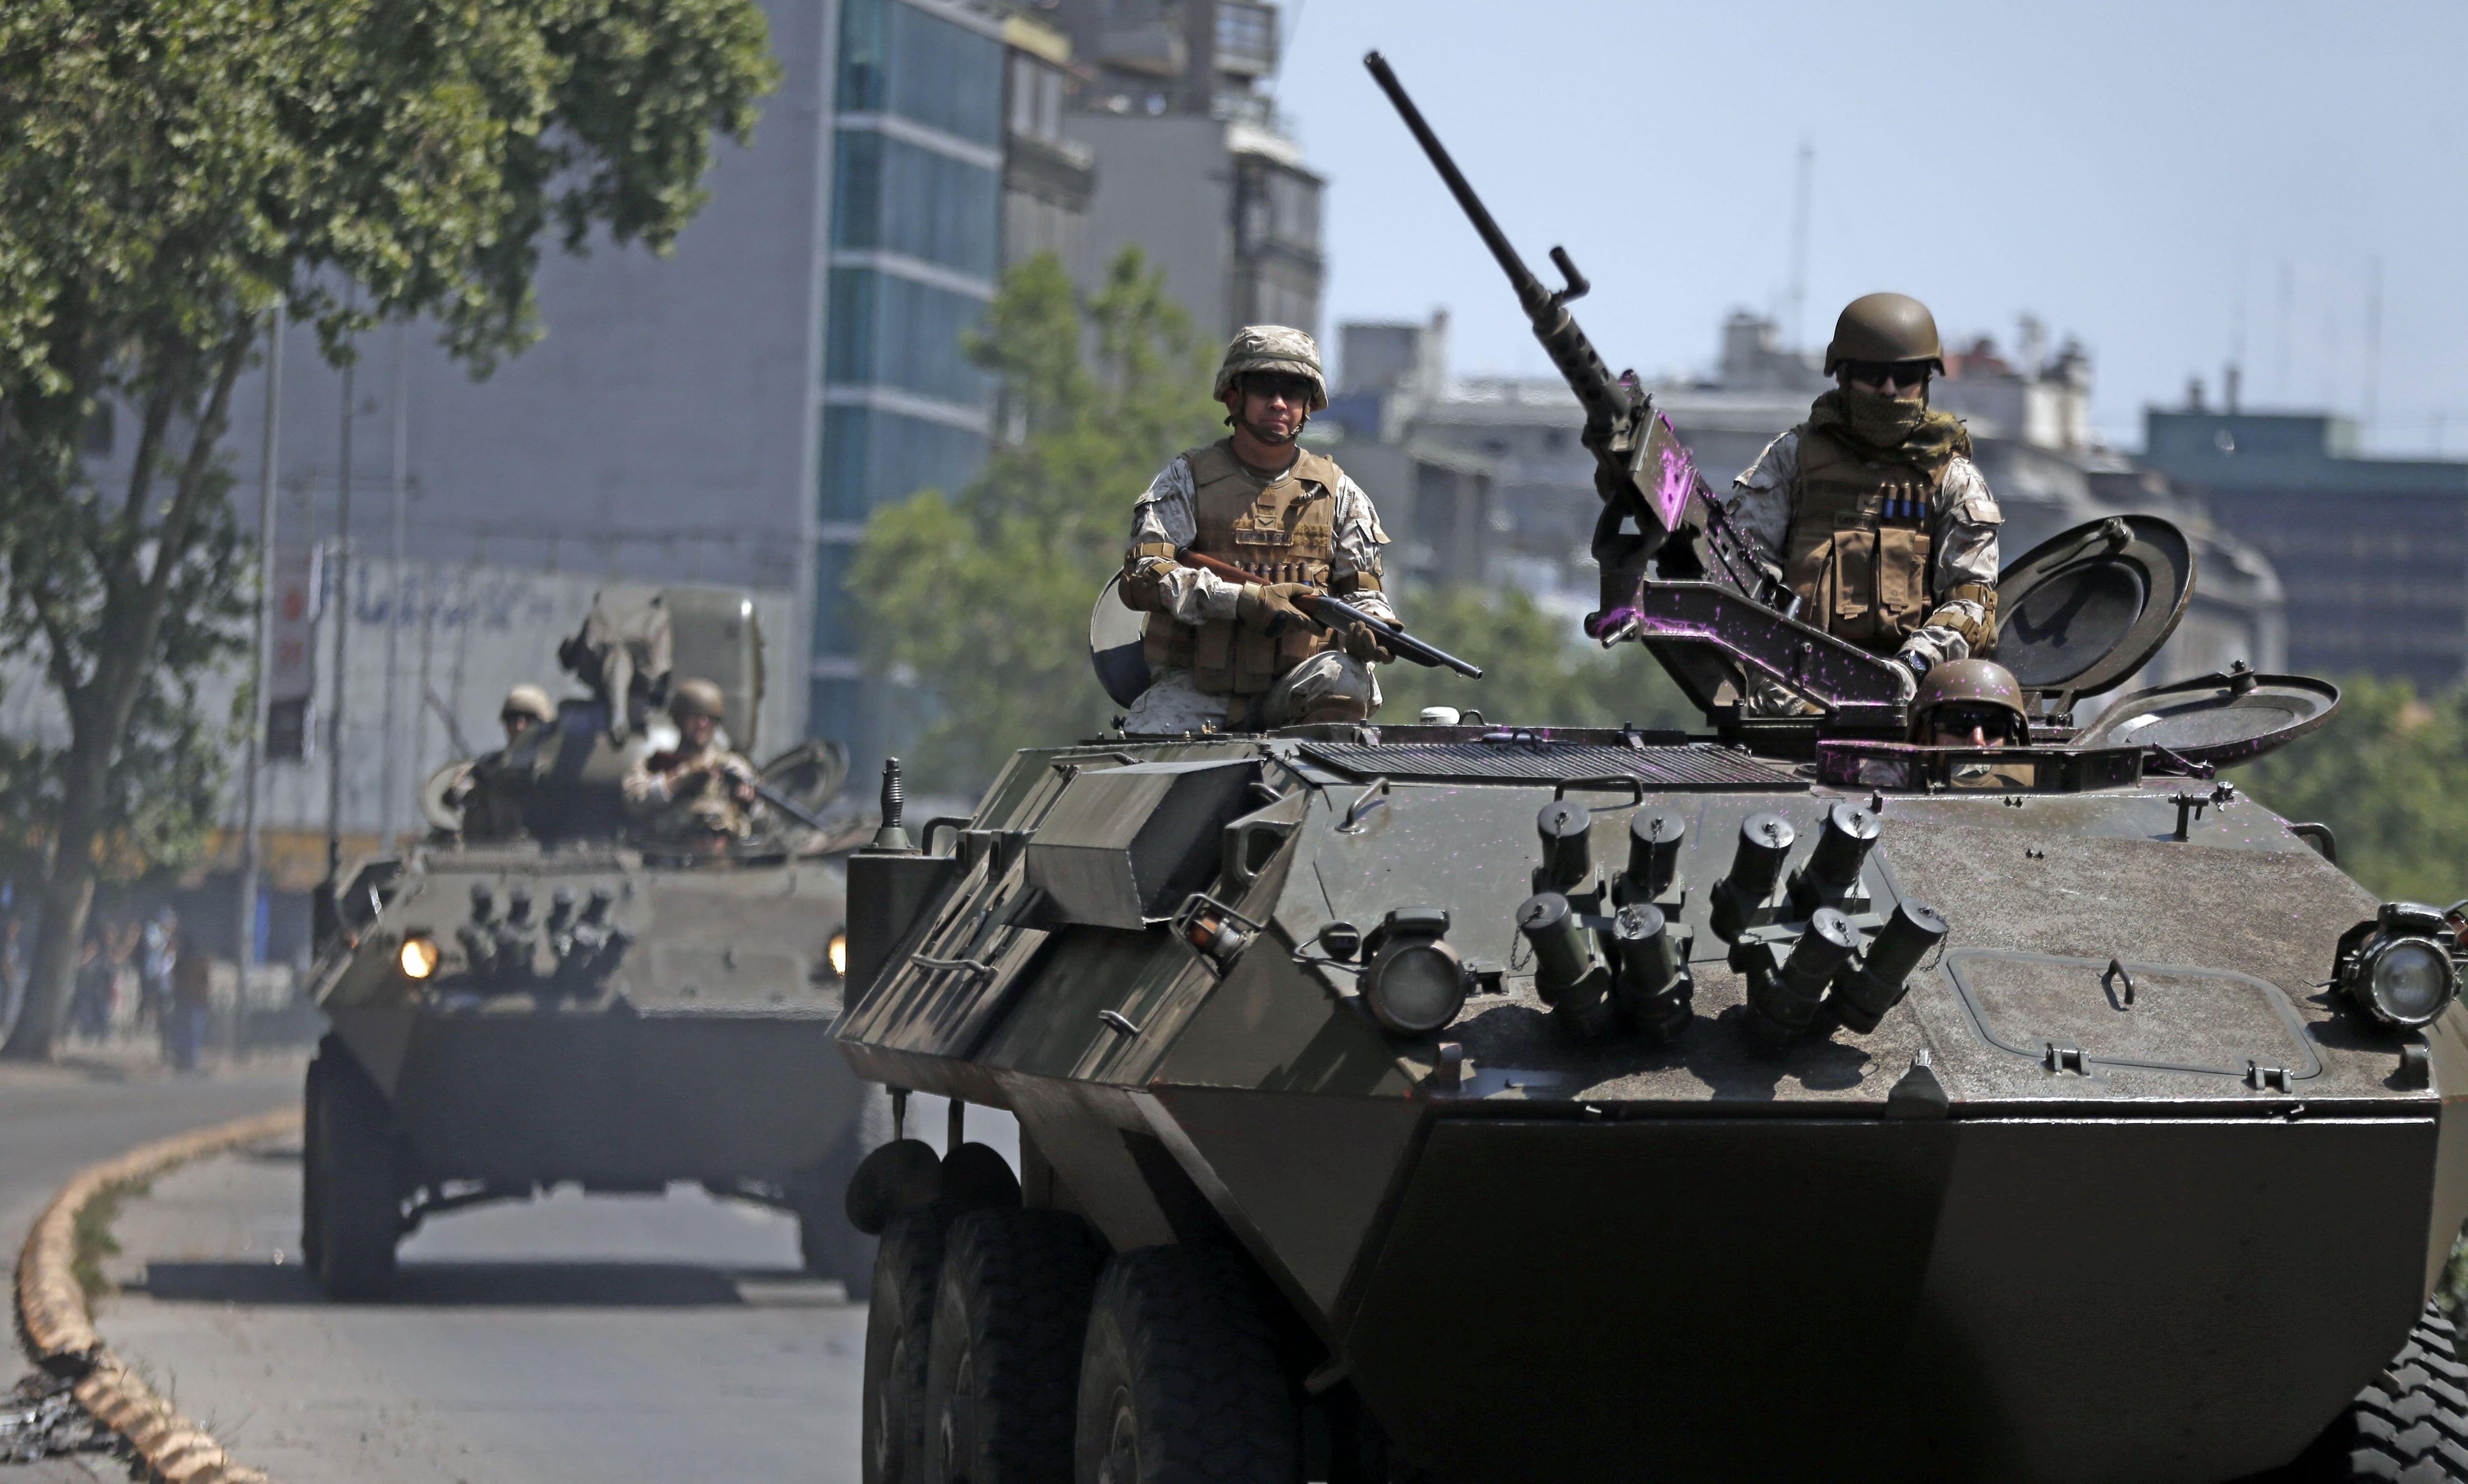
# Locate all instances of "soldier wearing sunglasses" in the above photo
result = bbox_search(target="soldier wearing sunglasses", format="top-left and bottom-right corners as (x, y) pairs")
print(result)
(1723, 293), (2004, 709)
(1909, 660), (2028, 747)
(1118, 326), (1399, 734)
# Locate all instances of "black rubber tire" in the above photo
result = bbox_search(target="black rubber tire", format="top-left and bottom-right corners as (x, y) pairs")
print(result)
(307, 1038), (402, 1300)
(1075, 1245), (1298, 1484)
(811, 1082), (898, 1299)
(298, 1054), (326, 1272)
(2289, 1302), (2468, 1481)
(865, 1206), (950, 1484)
(921, 1209), (1107, 1483)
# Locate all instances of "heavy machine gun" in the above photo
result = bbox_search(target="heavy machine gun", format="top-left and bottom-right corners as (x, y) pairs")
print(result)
(1365, 53), (1909, 733)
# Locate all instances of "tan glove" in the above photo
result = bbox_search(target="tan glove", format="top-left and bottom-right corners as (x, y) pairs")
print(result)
(1341, 619), (1392, 665)
(1236, 582), (1314, 636)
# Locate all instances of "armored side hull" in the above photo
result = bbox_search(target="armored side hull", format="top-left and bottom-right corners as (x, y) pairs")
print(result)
(839, 731), (2468, 1482)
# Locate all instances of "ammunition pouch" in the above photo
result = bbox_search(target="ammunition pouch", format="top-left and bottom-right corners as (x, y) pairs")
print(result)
(1137, 439), (1349, 695)
(1781, 426), (1943, 653)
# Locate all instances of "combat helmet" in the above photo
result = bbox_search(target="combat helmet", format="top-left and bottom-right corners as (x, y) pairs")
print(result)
(668, 677), (728, 722)
(501, 684), (555, 726)
(1214, 325), (1328, 411)
(1824, 293), (1946, 376)
(1910, 659), (2028, 743)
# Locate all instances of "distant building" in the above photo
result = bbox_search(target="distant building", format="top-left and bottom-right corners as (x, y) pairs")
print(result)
(1001, 14), (1099, 276)
(1328, 310), (2285, 692)
(2138, 408), (2468, 690)
(1047, 0), (1323, 337)
(58, 0), (1093, 848)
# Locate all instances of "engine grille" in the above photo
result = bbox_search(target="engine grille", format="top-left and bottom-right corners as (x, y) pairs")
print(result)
(1297, 740), (1802, 790)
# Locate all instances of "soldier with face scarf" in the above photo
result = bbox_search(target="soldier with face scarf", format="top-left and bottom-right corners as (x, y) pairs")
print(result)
(1722, 294), (2004, 707)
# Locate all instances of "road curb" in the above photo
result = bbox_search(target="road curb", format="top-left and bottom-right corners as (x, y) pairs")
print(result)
(14, 1106), (301, 1484)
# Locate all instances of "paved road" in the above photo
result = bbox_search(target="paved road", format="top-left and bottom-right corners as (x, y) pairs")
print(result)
(0, 1049), (305, 1483)
(83, 1094), (1009, 1484)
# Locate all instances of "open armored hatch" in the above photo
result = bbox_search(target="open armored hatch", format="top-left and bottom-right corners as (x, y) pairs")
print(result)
(1994, 513), (2337, 766)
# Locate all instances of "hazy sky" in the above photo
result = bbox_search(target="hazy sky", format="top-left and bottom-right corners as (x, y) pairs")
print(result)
(1272, 0), (2466, 455)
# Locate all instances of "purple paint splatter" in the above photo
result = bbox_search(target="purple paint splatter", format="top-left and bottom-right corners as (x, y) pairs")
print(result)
(1653, 415), (1696, 531)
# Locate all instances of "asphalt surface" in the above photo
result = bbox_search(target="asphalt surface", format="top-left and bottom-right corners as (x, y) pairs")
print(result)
(0, 1047), (305, 1483)
(79, 1093), (1010, 1484)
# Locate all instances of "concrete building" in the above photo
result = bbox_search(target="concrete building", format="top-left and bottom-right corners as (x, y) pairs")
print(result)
(1327, 310), (2286, 693)
(58, 0), (1105, 843)
(1048, 0), (1324, 338)
(2138, 407), (2468, 690)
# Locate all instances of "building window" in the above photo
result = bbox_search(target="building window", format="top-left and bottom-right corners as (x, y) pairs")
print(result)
(1008, 54), (1067, 145)
(833, 130), (1000, 278)
(808, 676), (865, 746)
(826, 268), (993, 407)
(819, 404), (989, 524)
(838, 0), (1003, 147)
(1215, 1), (1277, 76)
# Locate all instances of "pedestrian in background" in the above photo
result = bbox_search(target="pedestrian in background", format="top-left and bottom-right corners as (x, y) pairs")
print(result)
(0, 912), (26, 1043)
(167, 926), (212, 1073)
(138, 907), (175, 1041)
(69, 931), (114, 1042)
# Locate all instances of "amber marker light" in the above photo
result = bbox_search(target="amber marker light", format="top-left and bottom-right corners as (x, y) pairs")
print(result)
(399, 934), (441, 980)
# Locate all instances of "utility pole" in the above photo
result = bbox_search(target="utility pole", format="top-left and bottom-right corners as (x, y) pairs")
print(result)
(236, 304), (281, 970)
(2364, 256), (2383, 435)
(2275, 261), (2294, 403)
(380, 325), (409, 852)
(1786, 140), (1813, 352)
(323, 320), (356, 890)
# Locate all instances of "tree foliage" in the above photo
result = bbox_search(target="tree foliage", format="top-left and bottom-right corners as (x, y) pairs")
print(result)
(851, 248), (1222, 790)
(0, 0), (777, 1056)
(1373, 585), (1700, 732)
(2238, 674), (2468, 906)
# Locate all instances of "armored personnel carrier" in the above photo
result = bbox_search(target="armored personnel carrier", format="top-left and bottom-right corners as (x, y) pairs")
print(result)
(825, 61), (2468, 1484)
(301, 588), (886, 1300)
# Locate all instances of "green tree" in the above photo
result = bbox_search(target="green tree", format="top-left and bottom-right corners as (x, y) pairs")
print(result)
(2238, 675), (2468, 905)
(1374, 585), (1700, 731)
(0, 0), (778, 1058)
(851, 248), (1221, 790)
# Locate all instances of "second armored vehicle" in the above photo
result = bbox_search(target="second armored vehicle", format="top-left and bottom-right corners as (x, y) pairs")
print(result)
(301, 589), (886, 1299)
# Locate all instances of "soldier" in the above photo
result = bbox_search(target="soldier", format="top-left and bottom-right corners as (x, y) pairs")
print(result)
(1725, 293), (2004, 708)
(1117, 325), (1398, 734)
(1909, 660), (2028, 748)
(622, 679), (762, 851)
(447, 685), (557, 840)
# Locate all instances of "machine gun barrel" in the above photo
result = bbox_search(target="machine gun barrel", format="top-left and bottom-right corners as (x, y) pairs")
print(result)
(1362, 51), (1633, 443)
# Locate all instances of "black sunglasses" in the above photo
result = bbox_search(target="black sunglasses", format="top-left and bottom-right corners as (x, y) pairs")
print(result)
(1930, 706), (2010, 734)
(1842, 359), (1934, 388)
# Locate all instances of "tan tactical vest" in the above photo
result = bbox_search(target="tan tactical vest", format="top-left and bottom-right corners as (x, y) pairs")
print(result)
(1781, 425), (1945, 652)
(1144, 441), (1348, 695)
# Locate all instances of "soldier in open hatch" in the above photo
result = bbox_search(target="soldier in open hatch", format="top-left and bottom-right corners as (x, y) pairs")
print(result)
(1724, 293), (2004, 710)
(445, 684), (557, 840)
(622, 679), (762, 850)
(1118, 325), (1399, 734)
(1909, 659), (2028, 747)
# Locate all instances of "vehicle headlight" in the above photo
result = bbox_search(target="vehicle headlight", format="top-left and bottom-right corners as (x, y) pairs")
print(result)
(2336, 902), (2461, 1030)
(1361, 907), (1468, 1036)
(827, 930), (848, 979)
(2365, 938), (2454, 1027)
(398, 933), (441, 981)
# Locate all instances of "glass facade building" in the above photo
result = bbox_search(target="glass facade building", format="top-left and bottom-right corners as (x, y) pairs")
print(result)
(811, 0), (1005, 748)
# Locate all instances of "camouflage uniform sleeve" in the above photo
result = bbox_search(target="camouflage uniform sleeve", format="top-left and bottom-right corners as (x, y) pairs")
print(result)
(620, 756), (669, 813)
(1898, 456), (2004, 669)
(1329, 472), (1398, 626)
(1723, 430), (1798, 570)
(1125, 455), (1242, 624)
